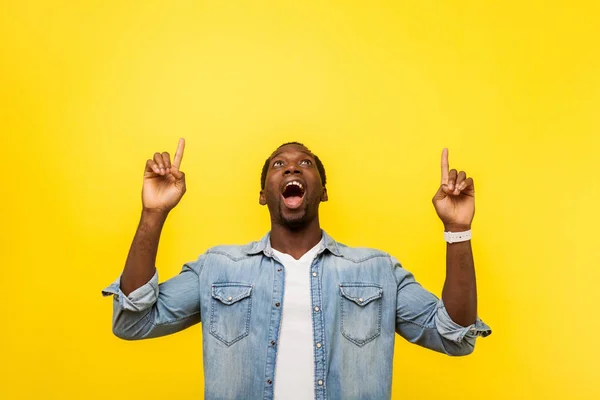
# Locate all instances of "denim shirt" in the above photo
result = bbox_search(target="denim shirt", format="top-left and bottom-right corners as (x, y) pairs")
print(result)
(102, 231), (491, 400)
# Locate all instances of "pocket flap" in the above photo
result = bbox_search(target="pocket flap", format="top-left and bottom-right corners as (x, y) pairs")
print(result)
(212, 283), (253, 305)
(340, 283), (382, 306)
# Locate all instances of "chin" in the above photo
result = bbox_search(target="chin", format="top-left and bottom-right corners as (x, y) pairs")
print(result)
(279, 205), (311, 229)
(281, 214), (308, 229)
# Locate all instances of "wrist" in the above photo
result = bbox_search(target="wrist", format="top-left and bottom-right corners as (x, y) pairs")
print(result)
(444, 223), (471, 232)
(141, 208), (169, 224)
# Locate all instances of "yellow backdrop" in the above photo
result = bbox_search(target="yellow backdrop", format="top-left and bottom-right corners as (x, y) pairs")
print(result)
(1, 1), (599, 399)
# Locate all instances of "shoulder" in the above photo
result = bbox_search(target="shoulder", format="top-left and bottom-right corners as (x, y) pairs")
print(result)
(204, 240), (259, 262)
(333, 241), (392, 264)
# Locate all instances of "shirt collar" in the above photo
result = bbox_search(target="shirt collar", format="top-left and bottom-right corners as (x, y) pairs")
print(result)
(244, 229), (342, 258)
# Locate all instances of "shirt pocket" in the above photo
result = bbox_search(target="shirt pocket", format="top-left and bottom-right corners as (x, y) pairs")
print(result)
(209, 282), (253, 346)
(339, 283), (383, 347)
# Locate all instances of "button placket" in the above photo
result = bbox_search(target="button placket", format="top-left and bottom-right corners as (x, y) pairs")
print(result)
(310, 257), (326, 399)
(264, 256), (285, 397)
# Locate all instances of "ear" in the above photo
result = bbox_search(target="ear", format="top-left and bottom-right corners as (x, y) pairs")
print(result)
(320, 187), (328, 202)
(259, 190), (267, 205)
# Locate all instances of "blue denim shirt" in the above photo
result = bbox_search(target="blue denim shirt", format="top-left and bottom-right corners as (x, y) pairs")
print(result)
(102, 231), (491, 400)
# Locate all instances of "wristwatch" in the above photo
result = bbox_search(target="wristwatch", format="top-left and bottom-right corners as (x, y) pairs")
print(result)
(444, 230), (472, 244)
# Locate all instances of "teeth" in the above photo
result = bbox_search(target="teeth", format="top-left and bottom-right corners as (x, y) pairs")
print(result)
(285, 181), (304, 190)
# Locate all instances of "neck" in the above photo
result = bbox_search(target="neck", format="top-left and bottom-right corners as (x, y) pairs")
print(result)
(270, 218), (322, 260)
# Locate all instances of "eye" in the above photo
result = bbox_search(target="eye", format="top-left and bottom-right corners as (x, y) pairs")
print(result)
(300, 159), (312, 166)
(273, 160), (284, 167)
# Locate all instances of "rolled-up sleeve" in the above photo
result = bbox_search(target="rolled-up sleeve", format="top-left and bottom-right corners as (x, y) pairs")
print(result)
(101, 256), (204, 340)
(434, 299), (491, 344)
(392, 256), (491, 356)
(102, 270), (159, 312)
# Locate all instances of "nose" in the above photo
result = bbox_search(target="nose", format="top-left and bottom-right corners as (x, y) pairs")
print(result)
(284, 164), (301, 175)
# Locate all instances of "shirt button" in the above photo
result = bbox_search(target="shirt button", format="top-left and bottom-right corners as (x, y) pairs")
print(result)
(275, 302), (281, 307)
(318, 380), (323, 386)
(270, 340), (276, 346)
(227, 296), (233, 301)
(267, 379), (272, 385)
(277, 268), (282, 272)
(358, 298), (364, 303)
(312, 272), (317, 277)
(316, 342), (322, 348)
(314, 306), (320, 312)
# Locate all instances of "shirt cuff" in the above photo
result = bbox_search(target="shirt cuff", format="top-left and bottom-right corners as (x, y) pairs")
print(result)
(101, 270), (159, 312)
(434, 299), (492, 343)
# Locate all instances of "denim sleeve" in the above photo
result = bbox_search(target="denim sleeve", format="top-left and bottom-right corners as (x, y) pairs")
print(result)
(391, 256), (491, 356)
(101, 255), (205, 340)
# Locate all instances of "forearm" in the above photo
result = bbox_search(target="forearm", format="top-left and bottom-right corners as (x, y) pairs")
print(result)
(441, 238), (477, 327)
(120, 209), (168, 296)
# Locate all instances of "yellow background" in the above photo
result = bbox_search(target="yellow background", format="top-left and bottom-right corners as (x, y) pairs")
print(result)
(1, 1), (599, 399)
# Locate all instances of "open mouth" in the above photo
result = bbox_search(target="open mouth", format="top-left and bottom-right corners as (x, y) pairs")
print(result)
(281, 180), (306, 209)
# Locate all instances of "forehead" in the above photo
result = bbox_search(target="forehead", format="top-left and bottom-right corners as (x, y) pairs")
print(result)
(270, 144), (314, 159)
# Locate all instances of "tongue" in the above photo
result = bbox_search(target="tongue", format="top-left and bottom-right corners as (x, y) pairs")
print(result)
(283, 195), (303, 209)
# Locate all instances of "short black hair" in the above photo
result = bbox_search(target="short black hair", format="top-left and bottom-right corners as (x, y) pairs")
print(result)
(261, 142), (327, 190)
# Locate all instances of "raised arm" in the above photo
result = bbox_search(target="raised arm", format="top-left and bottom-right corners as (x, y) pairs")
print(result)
(432, 148), (477, 326)
(394, 149), (490, 356)
(102, 139), (201, 340)
(121, 138), (187, 295)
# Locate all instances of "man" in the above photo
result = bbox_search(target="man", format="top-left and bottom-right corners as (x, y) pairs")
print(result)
(102, 139), (491, 400)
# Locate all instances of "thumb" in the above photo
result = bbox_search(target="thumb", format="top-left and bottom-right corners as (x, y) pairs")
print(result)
(432, 184), (451, 202)
(170, 166), (185, 180)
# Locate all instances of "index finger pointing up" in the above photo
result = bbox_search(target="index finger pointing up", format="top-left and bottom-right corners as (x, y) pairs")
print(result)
(441, 148), (449, 185)
(173, 138), (185, 169)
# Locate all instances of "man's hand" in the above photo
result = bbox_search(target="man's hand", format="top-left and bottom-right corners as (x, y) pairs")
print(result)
(142, 138), (186, 213)
(432, 148), (475, 232)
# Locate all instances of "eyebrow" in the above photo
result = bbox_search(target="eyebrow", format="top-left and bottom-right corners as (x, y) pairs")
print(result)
(270, 150), (314, 160)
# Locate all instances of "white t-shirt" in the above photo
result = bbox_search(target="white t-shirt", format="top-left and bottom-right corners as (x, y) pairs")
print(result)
(272, 238), (324, 400)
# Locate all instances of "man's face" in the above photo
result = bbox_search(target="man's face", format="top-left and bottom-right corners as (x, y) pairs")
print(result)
(259, 144), (328, 229)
